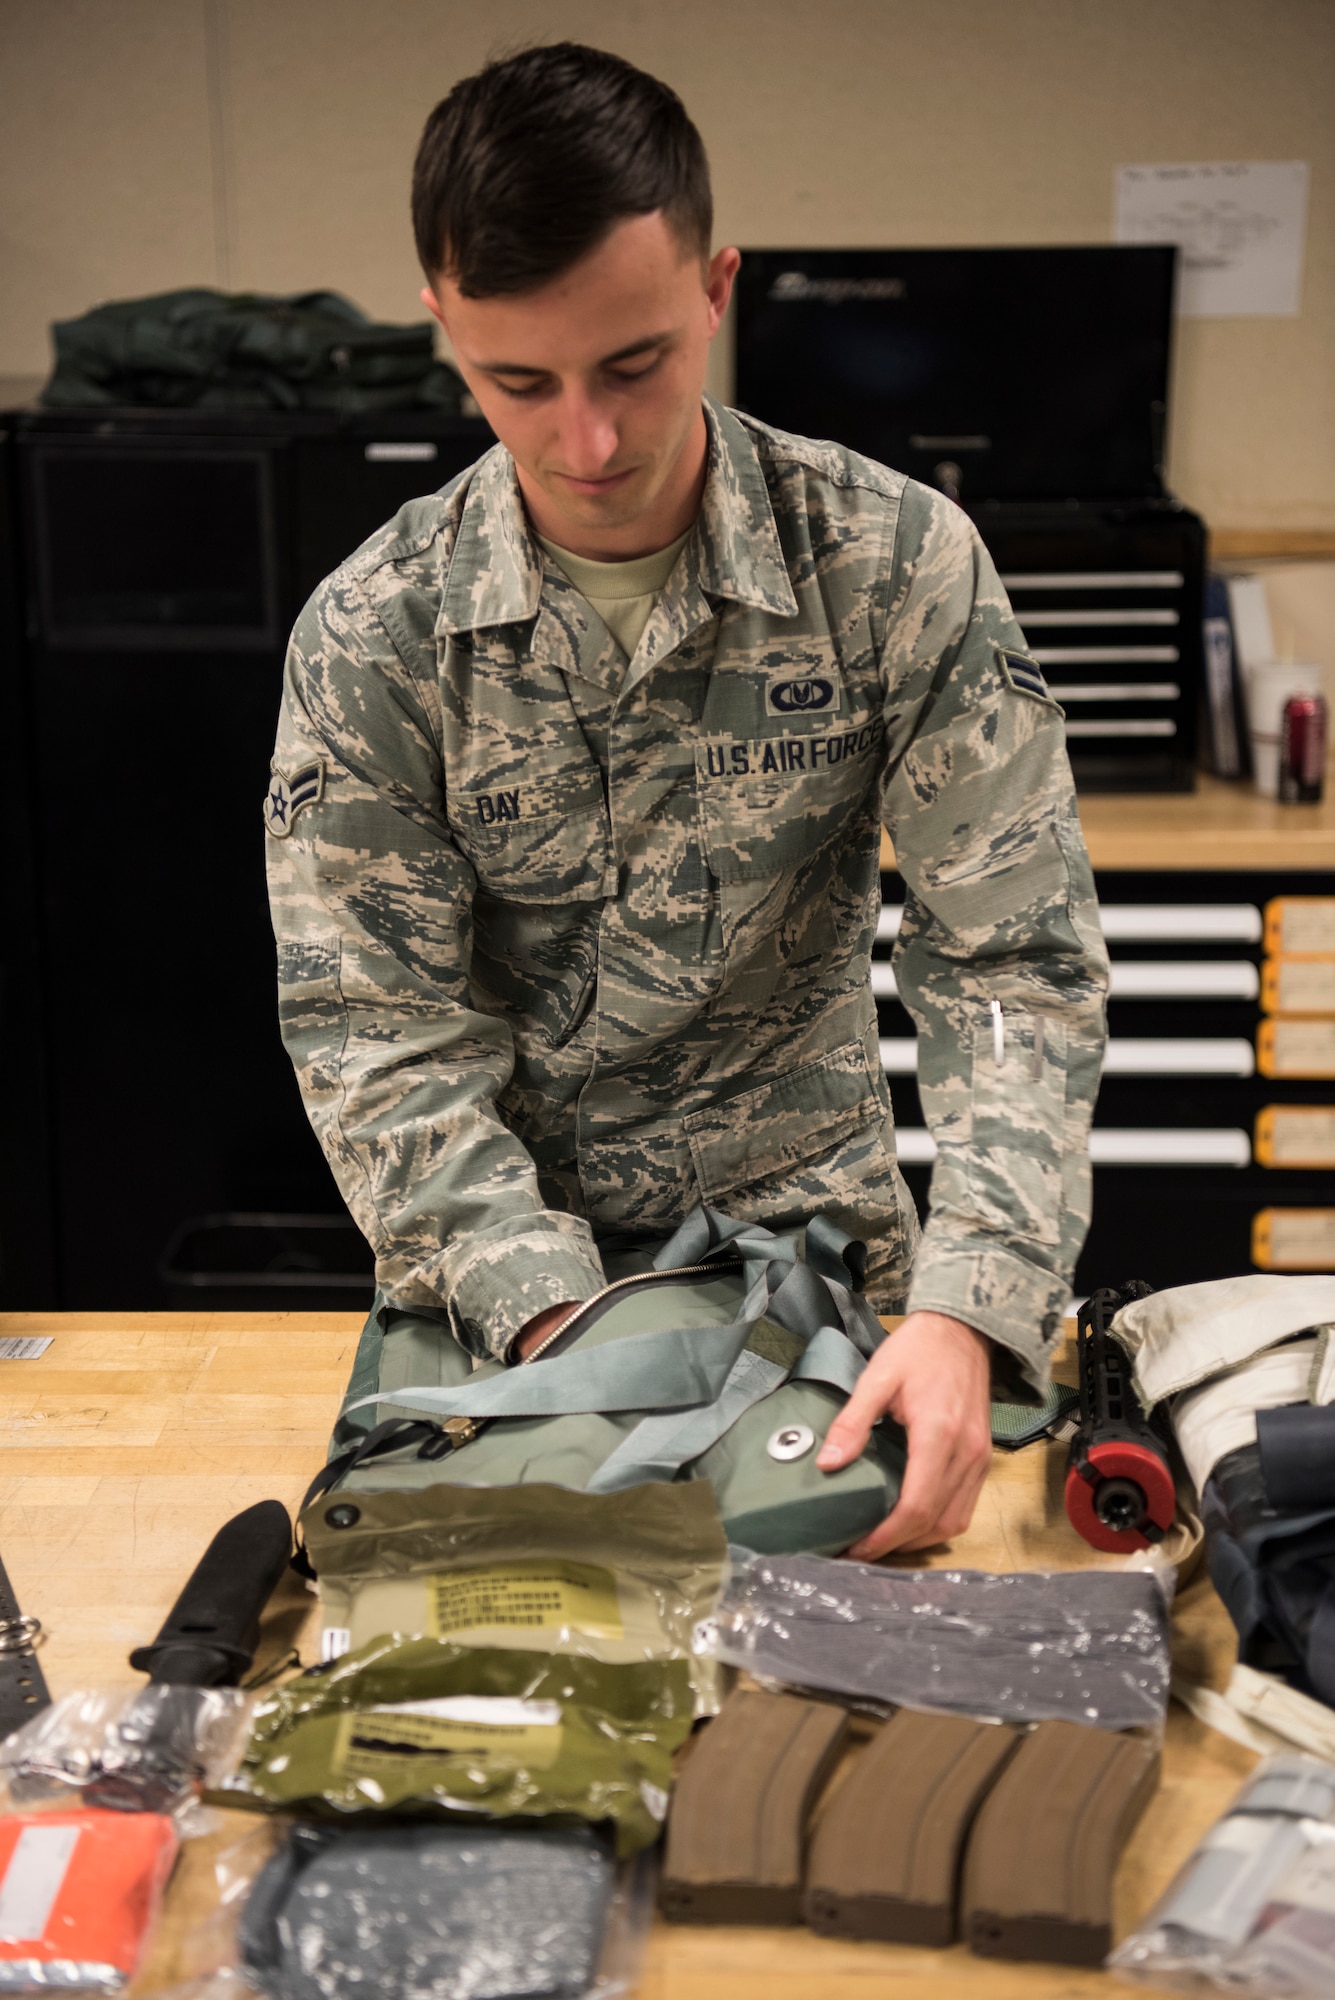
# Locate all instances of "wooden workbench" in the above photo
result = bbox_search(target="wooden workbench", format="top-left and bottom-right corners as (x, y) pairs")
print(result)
(0, 1310), (1256, 1999)
(883, 770), (1335, 873)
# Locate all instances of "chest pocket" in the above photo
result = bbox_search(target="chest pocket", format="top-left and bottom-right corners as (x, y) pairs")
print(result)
(446, 770), (617, 904)
(695, 717), (885, 883)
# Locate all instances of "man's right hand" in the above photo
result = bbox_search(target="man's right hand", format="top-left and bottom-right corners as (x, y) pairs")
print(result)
(512, 1300), (582, 1361)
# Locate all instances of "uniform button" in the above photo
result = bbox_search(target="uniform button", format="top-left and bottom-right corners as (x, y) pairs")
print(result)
(767, 1423), (815, 1462)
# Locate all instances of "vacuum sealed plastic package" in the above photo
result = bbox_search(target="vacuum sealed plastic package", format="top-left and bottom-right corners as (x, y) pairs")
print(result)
(240, 1821), (618, 2000)
(1230, 1819), (1335, 1998)
(302, 1481), (727, 1684)
(175, 1815), (652, 2000)
(1110, 1753), (1335, 1993)
(0, 1686), (251, 1823)
(216, 1640), (693, 1853)
(696, 1554), (1172, 1732)
(0, 1808), (177, 1992)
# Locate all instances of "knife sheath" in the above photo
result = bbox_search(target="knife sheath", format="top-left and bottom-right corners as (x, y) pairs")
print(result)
(804, 1710), (1019, 1944)
(962, 1718), (1159, 1964)
(660, 1688), (848, 1925)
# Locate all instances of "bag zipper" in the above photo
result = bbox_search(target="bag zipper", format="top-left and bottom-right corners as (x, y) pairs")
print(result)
(519, 1256), (744, 1366)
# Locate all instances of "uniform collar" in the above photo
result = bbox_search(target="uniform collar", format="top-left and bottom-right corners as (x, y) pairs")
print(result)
(437, 399), (798, 639)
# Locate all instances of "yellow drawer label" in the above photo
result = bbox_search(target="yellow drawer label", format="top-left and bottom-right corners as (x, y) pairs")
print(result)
(1252, 1208), (1335, 1271)
(1265, 897), (1335, 956)
(1258, 1020), (1335, 1079)
(1256, 1106), (1335, 1169)
(427, 1560), (624, 1640)
(1261, 958), (1335, 1017)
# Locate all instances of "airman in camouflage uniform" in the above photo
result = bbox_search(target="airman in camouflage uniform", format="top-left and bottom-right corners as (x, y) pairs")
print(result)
(266, 396), (1108, 1392)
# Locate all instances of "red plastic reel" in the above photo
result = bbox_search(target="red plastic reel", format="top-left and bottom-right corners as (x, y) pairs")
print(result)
(1064, 1438), (1176, 1554)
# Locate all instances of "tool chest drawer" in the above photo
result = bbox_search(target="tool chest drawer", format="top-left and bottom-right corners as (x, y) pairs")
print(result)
(877, 869), (1335, 1289)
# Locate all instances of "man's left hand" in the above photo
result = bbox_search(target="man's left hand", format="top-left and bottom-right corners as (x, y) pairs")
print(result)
(816, 1310), (993, 1559)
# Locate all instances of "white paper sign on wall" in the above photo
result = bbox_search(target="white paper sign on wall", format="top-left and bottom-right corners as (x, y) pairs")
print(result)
(1114, 161), (1309, 318)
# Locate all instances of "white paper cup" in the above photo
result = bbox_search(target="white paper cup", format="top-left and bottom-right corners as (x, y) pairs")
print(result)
(1244, 662), (1326, 797)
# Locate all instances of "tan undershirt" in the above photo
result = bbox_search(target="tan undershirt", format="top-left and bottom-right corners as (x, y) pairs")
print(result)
(537, 527), (691, 660)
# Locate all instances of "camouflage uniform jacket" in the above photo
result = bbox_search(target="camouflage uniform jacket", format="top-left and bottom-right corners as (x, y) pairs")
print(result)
(266, 399), (1108, 1389)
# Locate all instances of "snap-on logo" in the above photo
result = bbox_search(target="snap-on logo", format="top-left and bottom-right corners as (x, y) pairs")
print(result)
(766, 676), (839, 717)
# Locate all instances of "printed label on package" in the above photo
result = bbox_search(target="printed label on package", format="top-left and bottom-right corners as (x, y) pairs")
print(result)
(426, 1560), (624, 1640)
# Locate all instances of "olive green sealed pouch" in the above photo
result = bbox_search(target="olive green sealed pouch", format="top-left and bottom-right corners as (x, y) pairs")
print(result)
(302, 1481), (726, 1687)
(311, 1207), (906, 1558)
(216, 1639), (693, 1855)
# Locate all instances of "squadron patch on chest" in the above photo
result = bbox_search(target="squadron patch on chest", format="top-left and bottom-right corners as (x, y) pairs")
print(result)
(264, 759), (325, 839)
(765, 673), (841, 718)
(997, 647), (1056, 705)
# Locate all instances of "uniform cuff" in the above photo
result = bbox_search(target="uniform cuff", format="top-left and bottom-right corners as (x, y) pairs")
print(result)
(905, 1248), (1067, 1399)
(443, 1216), (606, 1362)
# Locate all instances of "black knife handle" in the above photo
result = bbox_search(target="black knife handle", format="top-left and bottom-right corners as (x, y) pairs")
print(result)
(129, 1500), (292, 1686)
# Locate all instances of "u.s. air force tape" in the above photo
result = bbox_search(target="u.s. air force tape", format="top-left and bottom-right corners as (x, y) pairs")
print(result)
(264, 759), (325, 839)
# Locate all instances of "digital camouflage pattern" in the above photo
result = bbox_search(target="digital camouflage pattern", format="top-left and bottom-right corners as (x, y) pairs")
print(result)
(267, 399), (1108, 1387)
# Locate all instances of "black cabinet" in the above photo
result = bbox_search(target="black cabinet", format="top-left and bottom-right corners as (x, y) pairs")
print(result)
(0, 405), (491, 1307)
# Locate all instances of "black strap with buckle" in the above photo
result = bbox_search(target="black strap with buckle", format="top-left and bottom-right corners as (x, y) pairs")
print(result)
(0, 1548), (49, 1737)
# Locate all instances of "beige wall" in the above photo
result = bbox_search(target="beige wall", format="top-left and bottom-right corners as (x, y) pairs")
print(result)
(3, 0), (1333, 532)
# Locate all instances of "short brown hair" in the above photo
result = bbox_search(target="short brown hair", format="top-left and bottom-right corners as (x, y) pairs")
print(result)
(412, 43), (713, 296)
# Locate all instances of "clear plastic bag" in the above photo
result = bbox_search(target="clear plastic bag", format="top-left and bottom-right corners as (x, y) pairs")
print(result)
(165, 1814), (654, 2000)
(0, 1807), (177, 1992)
(0, 1687), (252, 1828)
(694, 1553), (1173, 1733)
(1109, 1753), (1335, 1992)
(1231, 1820), (1335, 1998)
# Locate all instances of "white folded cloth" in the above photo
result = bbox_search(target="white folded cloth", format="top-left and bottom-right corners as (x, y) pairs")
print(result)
(1172, 1340), (1325, 1497)
(1110, 1274), (1335, 1408)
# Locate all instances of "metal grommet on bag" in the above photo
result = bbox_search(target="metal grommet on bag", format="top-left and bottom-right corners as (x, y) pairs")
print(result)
(767, 1423), (815, 1462)
(324, 1503), (361, 1529)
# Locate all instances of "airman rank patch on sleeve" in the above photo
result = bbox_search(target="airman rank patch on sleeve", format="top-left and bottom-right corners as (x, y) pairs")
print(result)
(264, 758), (325, 838)
(765, 673), (841, 717)
(997, 647), (1055, 705)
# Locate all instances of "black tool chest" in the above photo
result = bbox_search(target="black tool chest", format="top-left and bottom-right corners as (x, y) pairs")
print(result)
(878, 868), (1335, 1292)
(968, 502), (1206, 795)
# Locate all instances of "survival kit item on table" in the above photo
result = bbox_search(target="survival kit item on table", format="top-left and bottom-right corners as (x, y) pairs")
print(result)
(1064, 1280), (1177, 1554)
(311, 1207), (909, 1557)
(217, 1641), (692, 1854)
(298, 1478), (726, 1684)
(658, 1684), (1160, 1964)
(0, 1808), (177, 1994)
(0, 1500), (291, 1822)
(1111, 1753), (1335, 1997)
(695, 1549), (1174, 1732)
(1110, 1273), (1335, 1704)
(166, 1812), (654, 2000)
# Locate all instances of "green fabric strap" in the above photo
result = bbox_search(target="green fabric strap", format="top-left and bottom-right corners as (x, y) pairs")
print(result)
(347, 1210), (877, 1480)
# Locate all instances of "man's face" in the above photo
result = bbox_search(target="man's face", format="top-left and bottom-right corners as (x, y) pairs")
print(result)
(424, 212), (739, 555)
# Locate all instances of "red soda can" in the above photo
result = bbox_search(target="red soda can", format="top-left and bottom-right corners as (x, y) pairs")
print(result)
(1279, 693), (1328, 803)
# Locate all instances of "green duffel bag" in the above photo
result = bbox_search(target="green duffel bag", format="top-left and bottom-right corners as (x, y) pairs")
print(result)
(308, 1206), (906, 1558)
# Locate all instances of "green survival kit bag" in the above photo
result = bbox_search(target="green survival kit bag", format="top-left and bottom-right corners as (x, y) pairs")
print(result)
(308, 1206), (907, 1558)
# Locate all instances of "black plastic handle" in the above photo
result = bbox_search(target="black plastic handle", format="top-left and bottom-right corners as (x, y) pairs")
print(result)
(129, 1499), (292, 1685)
